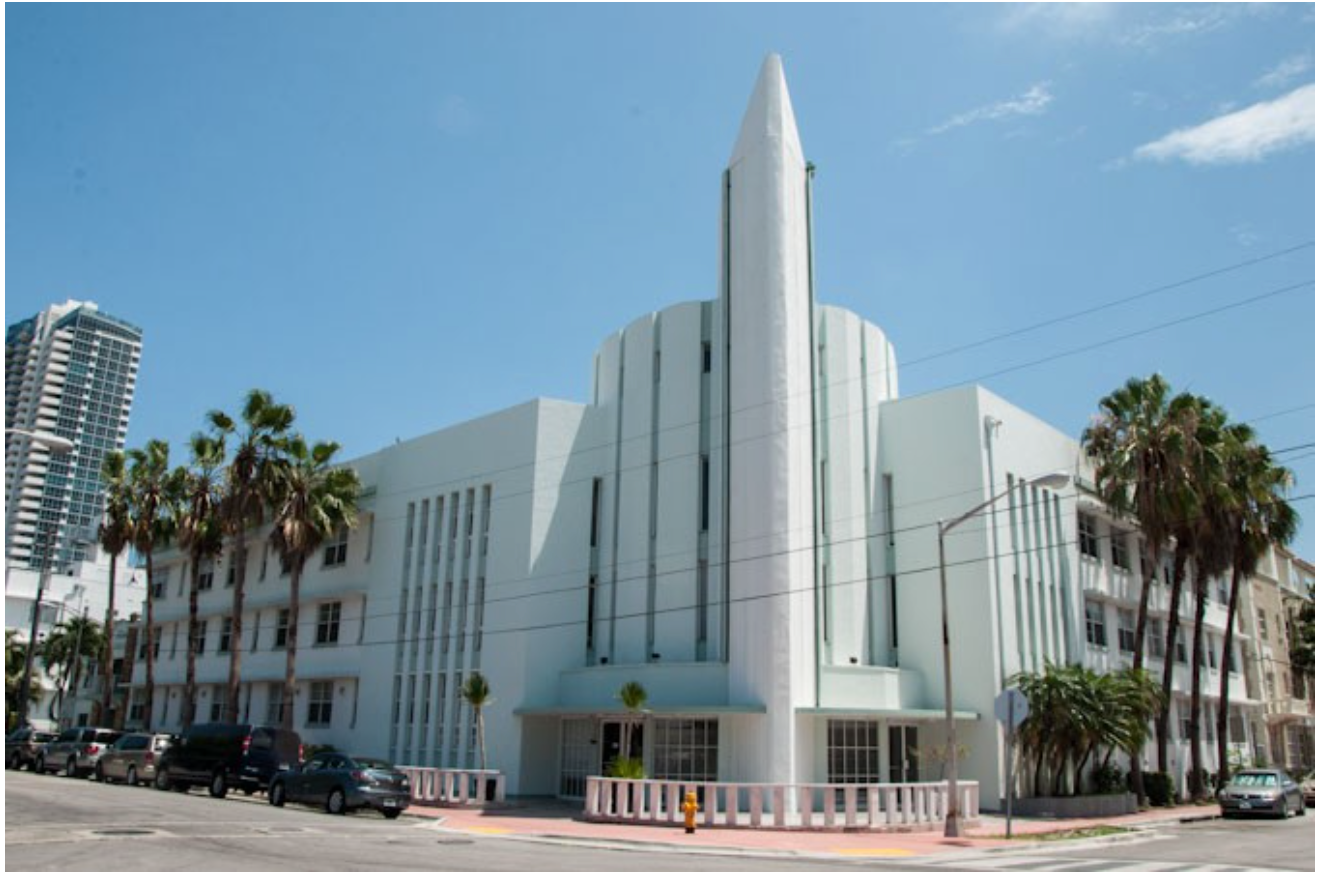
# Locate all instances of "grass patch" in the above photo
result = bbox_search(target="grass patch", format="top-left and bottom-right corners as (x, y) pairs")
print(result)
(1013, 825), (1132, 842)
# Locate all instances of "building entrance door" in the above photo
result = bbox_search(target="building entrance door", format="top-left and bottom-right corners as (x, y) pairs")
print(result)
(600, 719), (643, 775)
(887, 725), (919, 783)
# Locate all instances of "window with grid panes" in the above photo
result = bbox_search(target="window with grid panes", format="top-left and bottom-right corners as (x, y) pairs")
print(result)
(274, 609), (289, 649)
(1078, 513), (1099, 559)
(1117, 608), (1137, 653)
(1085, 600), (1107, 647)
(652, 719), (719, 782)
(316, 602), (341, 645)
(323, 526), (348, 568)
(827, 719), (880, 783)
(1147, 617), (1166, 659)
(1110, 529), (1129, 571)
(307, 681), (333, 726)
(266, 684), (284, 726)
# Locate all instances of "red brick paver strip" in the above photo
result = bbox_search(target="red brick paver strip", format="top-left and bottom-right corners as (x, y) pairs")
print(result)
(403, 801), (1217, 859)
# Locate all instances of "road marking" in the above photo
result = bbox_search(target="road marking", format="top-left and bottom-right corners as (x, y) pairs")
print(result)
(464, 826), (512, 834)
(831, 848), (916, 857)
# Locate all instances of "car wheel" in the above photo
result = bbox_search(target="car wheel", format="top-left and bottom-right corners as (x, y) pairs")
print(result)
(65, 757), (79, 778)
(94, 762), (106, 783)
(269, 782), (286, 808)
(155, 767), (172, 791)
(35, 755), (46, 774)
(209, 771), (229, 799)
(383, 809), (402, 820)
(326, 787), (346, 815)
(126, 766), (138, 787)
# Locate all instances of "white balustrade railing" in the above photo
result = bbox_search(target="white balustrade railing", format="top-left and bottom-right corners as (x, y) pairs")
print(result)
(584, 777), (979, 831)
(397, 767), (505, 806)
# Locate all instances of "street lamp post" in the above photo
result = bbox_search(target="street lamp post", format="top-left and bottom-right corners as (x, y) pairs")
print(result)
(9, 428), (76, 729)
(938, 470), (1070, 838)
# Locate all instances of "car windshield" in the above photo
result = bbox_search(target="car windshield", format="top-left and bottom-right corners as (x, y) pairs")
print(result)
(352, 758), (395, 771)
(1230, 772), (1279, 787)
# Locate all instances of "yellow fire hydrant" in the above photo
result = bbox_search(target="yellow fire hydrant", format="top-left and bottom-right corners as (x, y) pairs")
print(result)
(682, 790), (700, 834)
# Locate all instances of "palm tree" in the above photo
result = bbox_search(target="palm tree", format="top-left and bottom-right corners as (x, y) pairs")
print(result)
(127, 439), (176, 731)
(1156, 397), (1220, 780)
(210, 390), (295, 723)
(1215, 433), (1298, 788)
(176, 435), (227, 730)
(97, 450), (133, 726)
(1082, 374), (1199, 802)
(40, 615), (104, 726)
(6, 630), (43, 730)
(460, 672), (493, 772)
(267, 436), (360, 732)
(1182, 402), (1235, 800)
(617, 681), (648, 768)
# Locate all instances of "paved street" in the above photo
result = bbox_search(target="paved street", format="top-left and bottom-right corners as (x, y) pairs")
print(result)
(2, 771), (911, 872)
(925, 816), (1315, 872)
(4, 770), (1315, 872)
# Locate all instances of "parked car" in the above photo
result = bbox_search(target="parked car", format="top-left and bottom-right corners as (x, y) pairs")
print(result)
(268, 752), (411, 818)
(1218, 768), (1306, 818)
(154, 723), (302, 797)
(34, 727), (123, 777)
(95, 733), (175, 786)
(6, 727), (57, 771)
(1300, 771), (1315, 808)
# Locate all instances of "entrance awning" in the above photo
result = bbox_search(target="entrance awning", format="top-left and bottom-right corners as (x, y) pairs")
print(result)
(797, 707), (980, 722)
(514, 703), (766, 717)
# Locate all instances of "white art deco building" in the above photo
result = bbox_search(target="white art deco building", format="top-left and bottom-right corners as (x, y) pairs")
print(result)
(129, 57), (1267, 806)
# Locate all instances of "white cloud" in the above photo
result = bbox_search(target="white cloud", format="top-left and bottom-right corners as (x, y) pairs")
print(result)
(1255, 54), (1313, 90)
(927, 83), (1054, 135)
(1117, 5), (1240, 48)
(998, 2), (1117, 39)
(1133, 83), (1315, 165)
(1000, 2), (1279, 49)
(1230, 223), (1260, 247)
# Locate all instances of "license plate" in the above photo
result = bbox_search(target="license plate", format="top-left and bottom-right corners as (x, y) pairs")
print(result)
(1239, 801), (1252, 810)
(383, 798), (398, 807)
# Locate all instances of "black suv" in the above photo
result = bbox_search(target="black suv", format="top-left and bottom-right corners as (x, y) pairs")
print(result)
(153, 723), (302, 797)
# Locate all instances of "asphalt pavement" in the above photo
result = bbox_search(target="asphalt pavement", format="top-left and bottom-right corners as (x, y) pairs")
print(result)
(4, 769), (1315, 872)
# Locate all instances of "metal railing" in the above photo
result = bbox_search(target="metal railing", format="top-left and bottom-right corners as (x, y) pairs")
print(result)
(584, 777), (979, 831)
(396, 767), (505, 806)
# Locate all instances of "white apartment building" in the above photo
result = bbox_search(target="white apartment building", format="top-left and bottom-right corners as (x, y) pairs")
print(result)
(125, 57), (1286, 807)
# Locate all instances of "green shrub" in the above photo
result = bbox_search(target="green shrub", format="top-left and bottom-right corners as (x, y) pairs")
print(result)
(1092, 763), (1126, 795)
(1136, 770), (1175, 806)
(607, 757), (646, 779)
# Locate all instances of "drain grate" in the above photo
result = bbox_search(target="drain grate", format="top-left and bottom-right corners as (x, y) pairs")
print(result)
(435, 838), (474, 845)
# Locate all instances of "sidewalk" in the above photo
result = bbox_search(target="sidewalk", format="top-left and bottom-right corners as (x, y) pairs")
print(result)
(402, 799), (1221, 860)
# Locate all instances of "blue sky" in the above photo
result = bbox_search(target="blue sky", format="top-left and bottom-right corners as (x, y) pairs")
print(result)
(6, 3), (1315, 559)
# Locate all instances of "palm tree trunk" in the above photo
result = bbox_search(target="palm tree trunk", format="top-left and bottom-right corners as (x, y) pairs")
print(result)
(143, 551), (156, 732)
(1158, 548), (1188, 779)
(282, 560), (302, 733)
(100, 555), (118, 725)
(1130, 538), (1160, 806)
(183, 558), (199, 731)
(1216, 567), (1243, 788)
(226, 535), (247, 723)
(1074, 742), (1096, 794)
(477, 708), (487, 772)
(1188, 572), (1210, 799)
(1034, 746), (1047, 796)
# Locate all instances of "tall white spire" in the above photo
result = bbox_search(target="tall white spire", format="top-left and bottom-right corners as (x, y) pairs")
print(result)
(729, 53), (804, 168)
(721, 53), (817, 786)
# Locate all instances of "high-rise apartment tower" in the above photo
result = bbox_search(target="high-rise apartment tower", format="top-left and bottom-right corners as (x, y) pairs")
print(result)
(5, 300), (143, 570)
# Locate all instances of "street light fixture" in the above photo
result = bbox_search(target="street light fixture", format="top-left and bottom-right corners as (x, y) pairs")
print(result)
(10, 428), (76, 729)
(938, 469), (1070, 838)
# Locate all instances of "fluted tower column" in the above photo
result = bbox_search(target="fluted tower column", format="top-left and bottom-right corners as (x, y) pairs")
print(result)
(721, 54), (817, 785)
